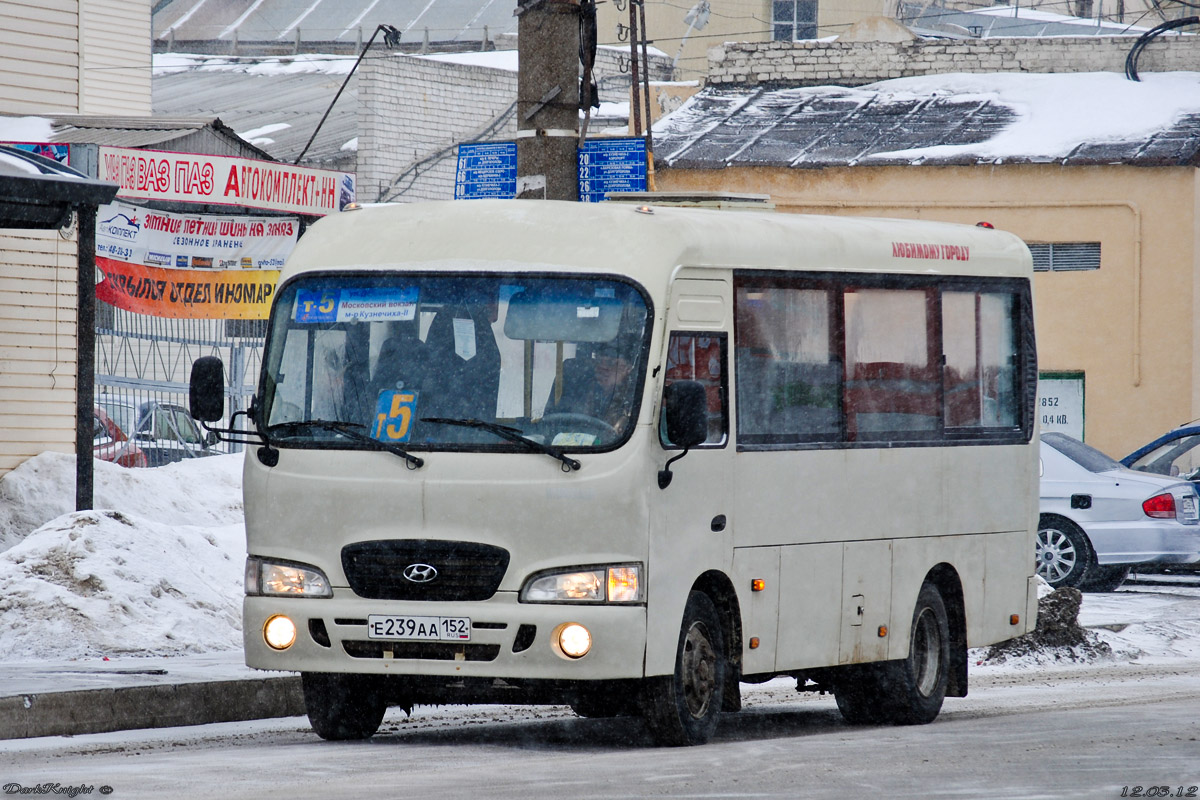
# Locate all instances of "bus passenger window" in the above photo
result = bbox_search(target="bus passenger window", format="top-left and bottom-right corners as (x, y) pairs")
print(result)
(660, 332), (727, 447)
(843, 288), (939, 440)
(734, 286), (839, 443)
(943, 291), (1018, 429)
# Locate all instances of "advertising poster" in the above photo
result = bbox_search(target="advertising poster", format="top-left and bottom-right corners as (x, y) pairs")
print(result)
(95, 256), (278, 320)
(97, 146), (355, 216)
(96, 202), (297, 270)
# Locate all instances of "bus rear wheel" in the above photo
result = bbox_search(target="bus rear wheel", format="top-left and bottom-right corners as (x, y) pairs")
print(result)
(885, 583), (950, 724)
(641, 590), (726, 746)
(834, 583), (949, 726)
(302, 672), (387, 741)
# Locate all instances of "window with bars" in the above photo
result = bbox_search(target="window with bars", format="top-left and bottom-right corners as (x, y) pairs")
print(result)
(1029, 243), (1101, 272)
(772, 0), (818, 40)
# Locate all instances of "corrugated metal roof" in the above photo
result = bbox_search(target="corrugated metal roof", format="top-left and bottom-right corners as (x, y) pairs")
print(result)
(655, 78), (1200, 170)
(152, 60), (358, 170)
(40, 115), (277, 161)
(900, 2), (1153, 39)
(154, 0), (516, 47)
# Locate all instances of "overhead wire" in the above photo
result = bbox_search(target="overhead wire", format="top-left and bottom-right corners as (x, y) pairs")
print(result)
(1124, 14), (1199, 79)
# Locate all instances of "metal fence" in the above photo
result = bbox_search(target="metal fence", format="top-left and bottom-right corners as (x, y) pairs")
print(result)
(95, 304), (264, 459)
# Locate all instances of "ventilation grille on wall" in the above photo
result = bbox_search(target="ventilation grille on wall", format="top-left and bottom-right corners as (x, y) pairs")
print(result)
(1030, 242), (1101, 272)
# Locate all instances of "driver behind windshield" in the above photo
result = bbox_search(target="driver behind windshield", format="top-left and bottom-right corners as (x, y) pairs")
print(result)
(547, 342), (637, 430)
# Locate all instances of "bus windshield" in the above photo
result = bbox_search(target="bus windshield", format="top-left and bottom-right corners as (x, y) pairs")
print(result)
(261, 273), (651, 451)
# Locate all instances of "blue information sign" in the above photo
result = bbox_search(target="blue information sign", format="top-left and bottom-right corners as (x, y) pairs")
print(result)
(577, 138), (647, 203)
(455, 142), (517, 200)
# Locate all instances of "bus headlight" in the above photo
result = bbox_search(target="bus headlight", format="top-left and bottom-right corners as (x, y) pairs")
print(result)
(520, 564), (642, 604)
(246, 557), (332, 598)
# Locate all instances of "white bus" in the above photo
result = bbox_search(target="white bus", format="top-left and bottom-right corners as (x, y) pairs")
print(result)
(190, 198), (1039, 746)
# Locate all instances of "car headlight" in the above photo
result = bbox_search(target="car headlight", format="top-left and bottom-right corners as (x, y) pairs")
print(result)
(520, 564), (643, 604)
(245, 556), (332, 598)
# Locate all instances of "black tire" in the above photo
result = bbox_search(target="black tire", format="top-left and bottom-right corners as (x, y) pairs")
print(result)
(641, 591), (726, 746)
(834, 583), (950, 726)
(833, 664), (891, 725)
(301, 672), (387, 741)
(881, 582), (950, 724)
(1080, 564), (1131, 593)
(1036, 515), (1094, 589)
(570, 684), (636, 718)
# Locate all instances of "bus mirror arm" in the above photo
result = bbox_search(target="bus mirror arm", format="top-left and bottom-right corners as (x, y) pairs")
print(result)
(658, 448), (690, 490)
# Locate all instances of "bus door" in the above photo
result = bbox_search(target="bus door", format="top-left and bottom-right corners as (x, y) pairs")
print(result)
(645, 276), (734, 678)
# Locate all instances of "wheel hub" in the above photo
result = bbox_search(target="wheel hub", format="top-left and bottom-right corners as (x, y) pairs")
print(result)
(1036, 527), (1077, 583)
(681, 622), (717, 718)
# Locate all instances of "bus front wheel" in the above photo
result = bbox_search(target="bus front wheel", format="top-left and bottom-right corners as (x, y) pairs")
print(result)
(302, 672), (387, 741)
(641, 590), (727, 746)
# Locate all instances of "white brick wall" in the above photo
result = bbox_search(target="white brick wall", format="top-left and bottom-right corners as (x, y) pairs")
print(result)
(359, 50), (674, 203)
(706, 36), (1200, 86)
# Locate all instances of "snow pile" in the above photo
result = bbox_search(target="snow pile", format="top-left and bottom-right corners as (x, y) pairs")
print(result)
(0, 454), (246, 661)
(0, 452), (243, 552)
(978, 586), (1112, 666)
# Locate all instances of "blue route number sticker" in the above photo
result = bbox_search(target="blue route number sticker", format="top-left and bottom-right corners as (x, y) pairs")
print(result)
(373, 391), (418, 443)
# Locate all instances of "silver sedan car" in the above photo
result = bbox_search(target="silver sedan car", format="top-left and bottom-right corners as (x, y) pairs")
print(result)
(1038, 432), (1200, 591)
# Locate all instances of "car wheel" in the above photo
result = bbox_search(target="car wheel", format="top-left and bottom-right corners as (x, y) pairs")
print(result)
(302, 672), (387, 741)
(1080, 564), (1131, 593)
(1035, 515), (1093, 589)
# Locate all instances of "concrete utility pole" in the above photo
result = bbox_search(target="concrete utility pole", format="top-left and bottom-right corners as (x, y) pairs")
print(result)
(516, 0), (580, 201)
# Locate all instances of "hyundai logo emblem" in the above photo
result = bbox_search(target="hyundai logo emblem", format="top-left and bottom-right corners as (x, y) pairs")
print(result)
(403, 563), (439, 583)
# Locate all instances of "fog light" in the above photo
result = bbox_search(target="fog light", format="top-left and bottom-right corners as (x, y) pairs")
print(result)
(264, 615), (297, 650)
(556, 623), (592, 659)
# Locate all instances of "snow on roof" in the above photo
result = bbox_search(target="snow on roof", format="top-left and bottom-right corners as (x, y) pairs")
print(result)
(654, 71), (1200, 168)
(153, 52), (357, 77)
(417, 50), (519, 71)
(0, 116), (56, 144)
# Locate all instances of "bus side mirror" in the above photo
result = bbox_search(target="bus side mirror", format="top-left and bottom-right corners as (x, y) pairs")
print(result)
(190, 356), (226, 423)
(664, 381), (708, 448)
(659, 380), (707, 489)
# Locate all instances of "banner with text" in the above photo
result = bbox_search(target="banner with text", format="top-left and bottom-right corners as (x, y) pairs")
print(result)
(97, 146), (355, 216)
(96, 202), (298, 270)
(95, 256), (279, 320)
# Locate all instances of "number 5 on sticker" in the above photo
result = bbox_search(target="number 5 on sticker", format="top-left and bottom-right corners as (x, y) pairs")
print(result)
(373, 391), (418, 442)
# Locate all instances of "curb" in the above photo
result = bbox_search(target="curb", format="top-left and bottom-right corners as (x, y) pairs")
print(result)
(0, 676), (304, 740)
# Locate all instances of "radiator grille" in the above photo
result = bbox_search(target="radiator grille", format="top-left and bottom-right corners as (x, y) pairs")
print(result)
(341, 539), (510, 601)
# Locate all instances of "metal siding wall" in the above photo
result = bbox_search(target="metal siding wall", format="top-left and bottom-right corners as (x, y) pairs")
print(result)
(0, 0), (81, 113)
(80, 0), (152, 115)
(0, 229), (79, 475)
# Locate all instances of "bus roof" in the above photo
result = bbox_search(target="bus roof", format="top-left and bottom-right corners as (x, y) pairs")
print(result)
(282, 200), (1032, 287)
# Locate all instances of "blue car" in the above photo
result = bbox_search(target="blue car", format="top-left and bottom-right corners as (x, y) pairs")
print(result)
(1122, 423), (1200, 482)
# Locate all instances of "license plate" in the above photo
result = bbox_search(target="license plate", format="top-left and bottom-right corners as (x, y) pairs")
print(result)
(367, 614), (471, 641)
(1183, 495), (1197, 518)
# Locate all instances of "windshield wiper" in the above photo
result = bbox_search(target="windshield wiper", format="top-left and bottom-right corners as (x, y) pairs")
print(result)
(270, 419), (424, 469)
(421, 417), (581, 472)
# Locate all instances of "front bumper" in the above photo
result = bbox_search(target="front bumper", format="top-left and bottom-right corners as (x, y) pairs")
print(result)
(244, 591), (648, 681)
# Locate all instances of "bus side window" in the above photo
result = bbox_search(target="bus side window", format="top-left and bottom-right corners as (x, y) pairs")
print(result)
(734, 285), (839, 443)
(660, 332), (727, 447)
(943, 290), (1018, 429)
(843, 287), (939, 439)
